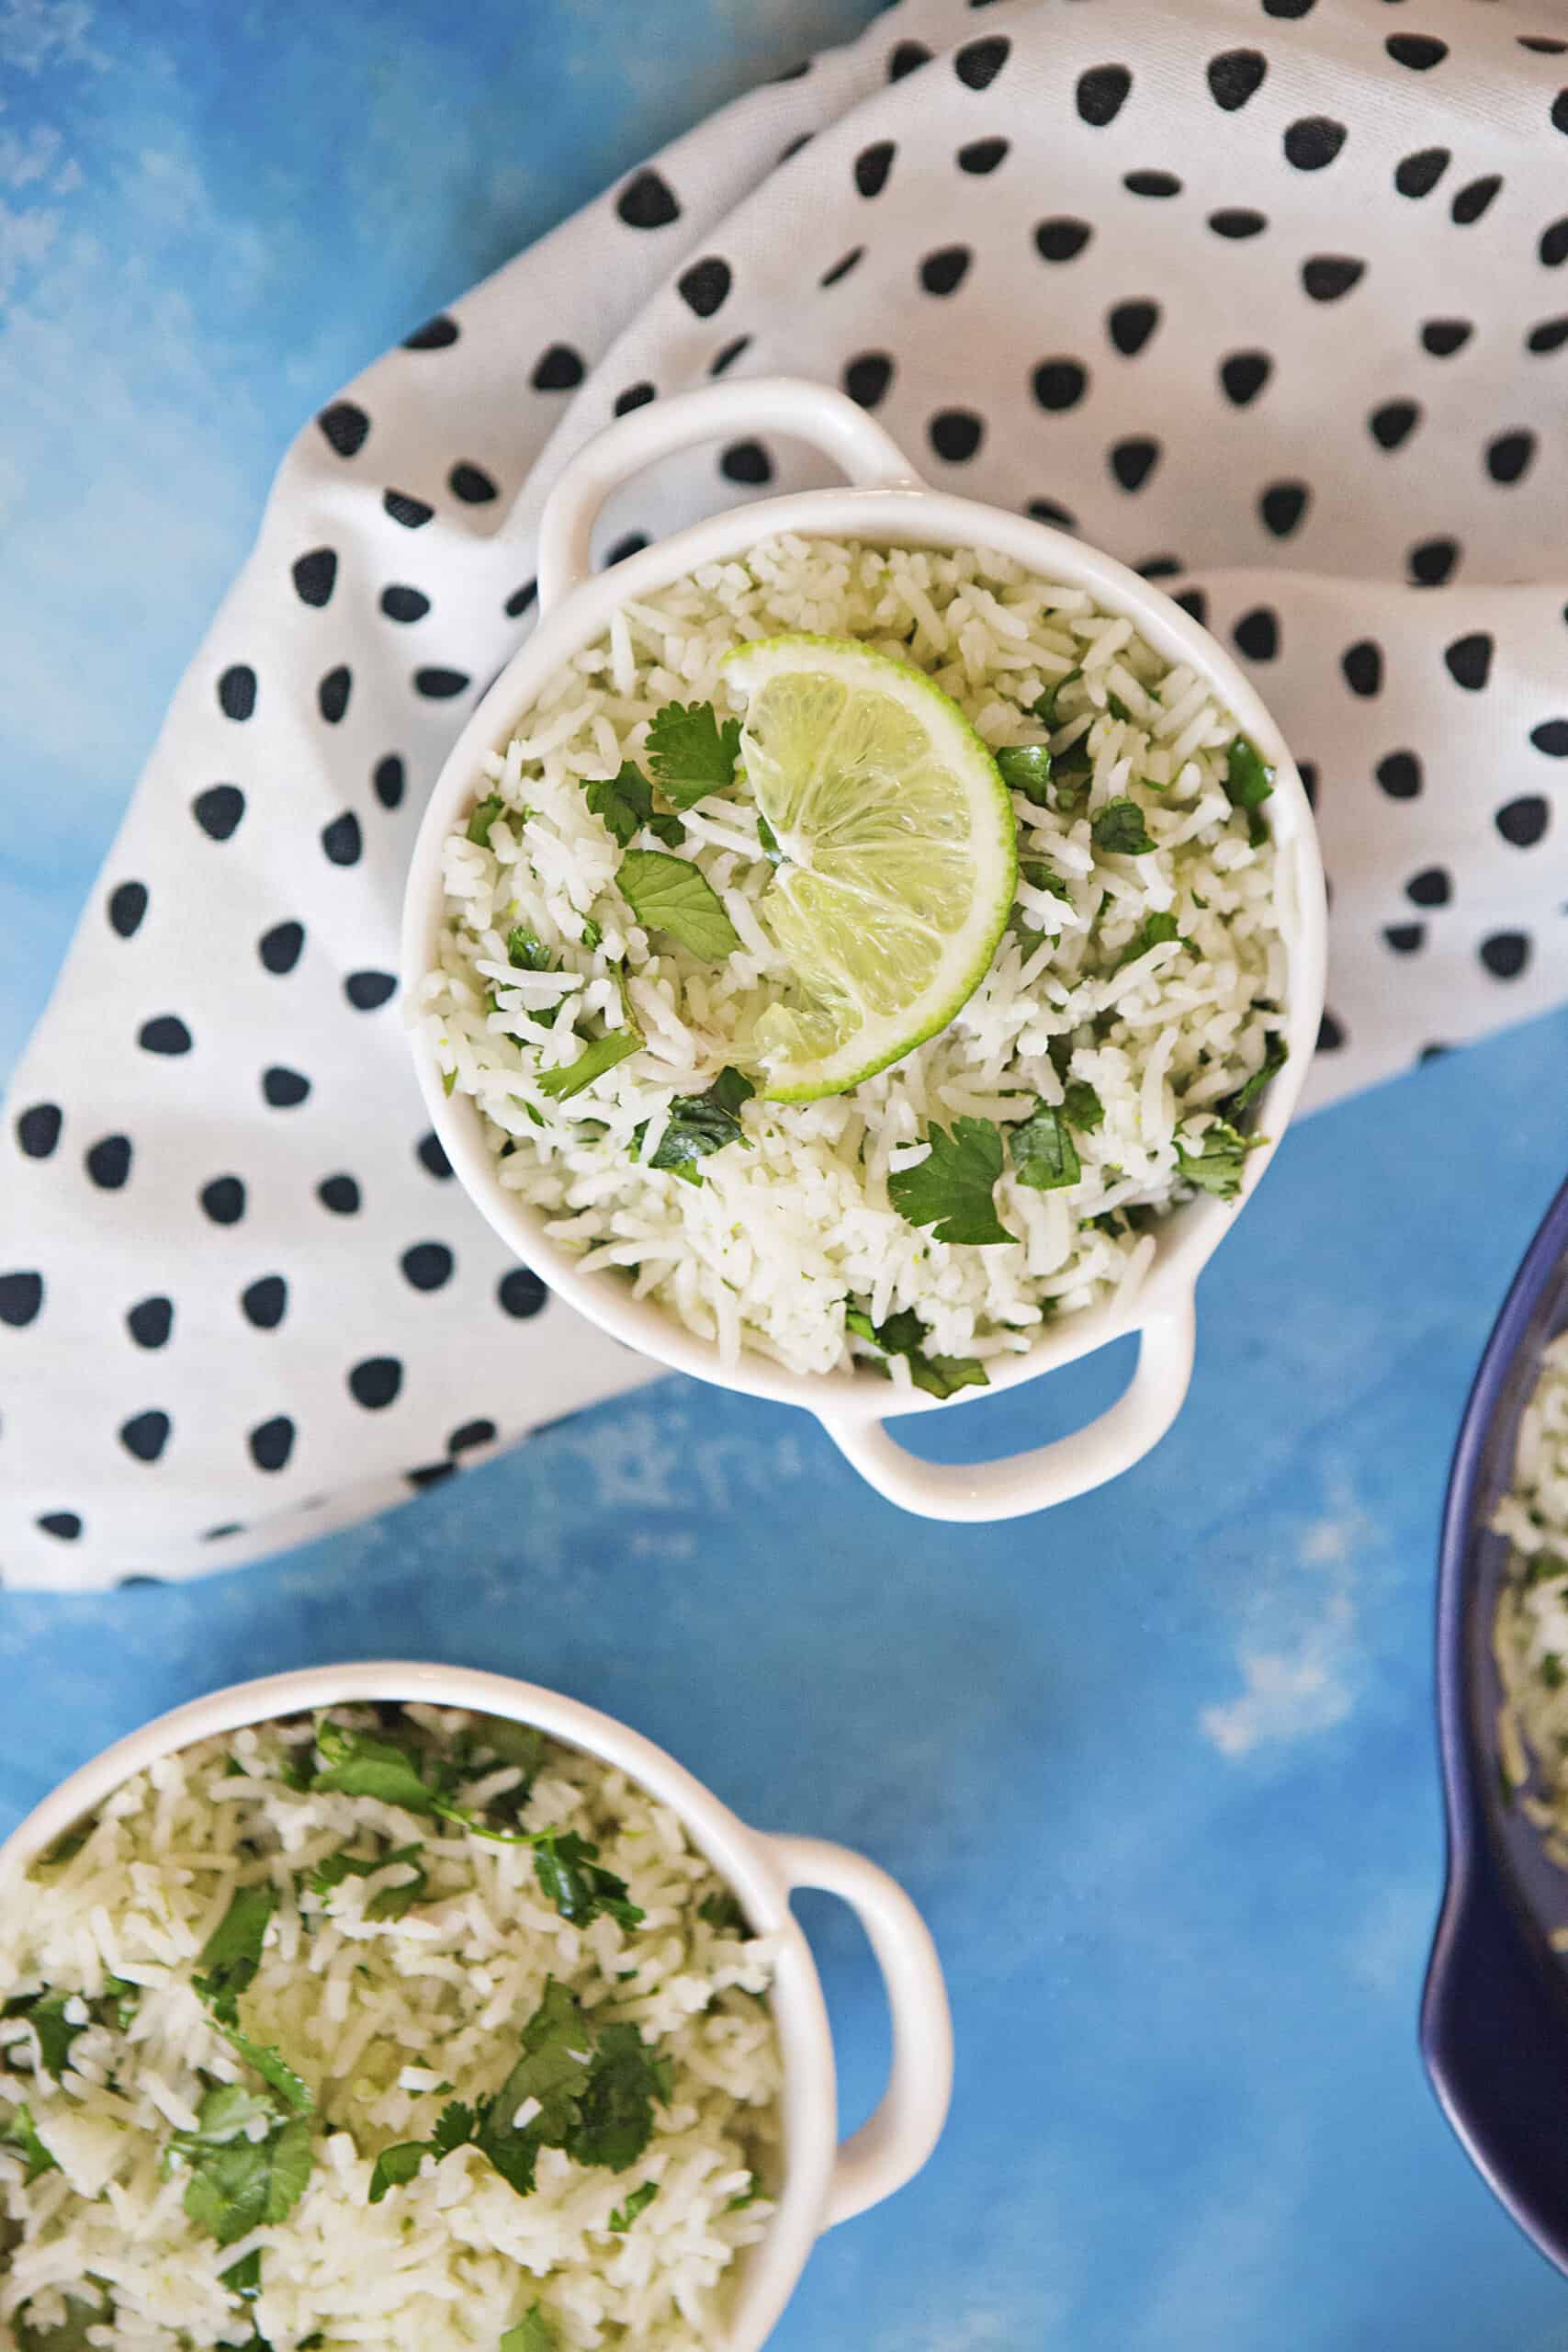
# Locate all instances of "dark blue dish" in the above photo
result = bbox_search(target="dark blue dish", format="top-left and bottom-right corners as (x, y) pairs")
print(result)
(1423, 1177), (1568, 2272)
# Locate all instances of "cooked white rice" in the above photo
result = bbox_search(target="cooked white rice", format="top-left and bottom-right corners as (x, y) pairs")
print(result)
(418, 535), (1288, 1382)
(1495, 1336), (1568, 1869)
(0, 1708), (781, 2352)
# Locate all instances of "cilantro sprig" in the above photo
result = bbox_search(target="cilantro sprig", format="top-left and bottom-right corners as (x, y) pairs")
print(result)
(1010, 1104), (1080, 1193)
(1090, 797), (1155, 857)
(309, 1719), (643, 1933)
(887, 1119), (1011, 1247)
(639, 1069), (754, 1182)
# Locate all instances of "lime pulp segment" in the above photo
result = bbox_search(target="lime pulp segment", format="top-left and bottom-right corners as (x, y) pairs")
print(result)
(719, 633), (1018, 1102)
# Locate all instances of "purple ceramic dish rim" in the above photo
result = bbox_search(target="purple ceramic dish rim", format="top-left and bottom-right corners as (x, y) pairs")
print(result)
(1422, 1173), (1568, 2272)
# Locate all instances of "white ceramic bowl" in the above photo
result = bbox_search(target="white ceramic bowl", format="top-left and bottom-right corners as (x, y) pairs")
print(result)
(400, 379), (1327, 1523)
(0, 1661), (952, 2352)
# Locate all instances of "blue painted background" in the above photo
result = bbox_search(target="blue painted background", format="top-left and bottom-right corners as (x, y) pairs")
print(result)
(5, 3), (1568, 2346)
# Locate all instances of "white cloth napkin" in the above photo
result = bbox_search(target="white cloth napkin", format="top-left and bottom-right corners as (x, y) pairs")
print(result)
(4, 0), (1565, 1590)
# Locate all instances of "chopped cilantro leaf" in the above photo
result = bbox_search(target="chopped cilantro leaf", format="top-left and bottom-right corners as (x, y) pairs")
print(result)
(1224, 734), (1274, 848)
(1090, 797), (1155, 856)
(221, 2031), (314, 2114)
(609, 2180), (660, 2232)
(220, 2251), (263, 2303)
(996, 743), (1053, 802)
(536, 1023), (643, 1101)
(534, 1830), (644, 1933)
(1051, 759), (1092, 814)
(506, 925), (552, 973)
(307, 1841), (428, 1924)
(467, 797), (506, 848)
(581, 917), (603, 952)
(887, 1119), (1011, 1247)
(310, 1722), (441, 1817)
(646, 1069), (753, 1173)
(1116, 910), (1182, 971)
(699, 1891), (750, 1935)
(727, 2171), (762, 2212)
(1063, 1080), (1104, 1131)
(584, 763), (654, 849)
(1, 2101), (59, 2183)
(1224, 1034), (1287, 1117)
(645, 699), (741, 808)
(1010, 1103), (1081, 1192)
(501, 2308), (558, 2352)
(194, 1887), (277, 2025)
(15, 2290), (110, 2352)
(1176, 1118), (1264, 1200)
(1020, 859), (1073, 905)
(367, 2140), (434, 2204)
(1032, 670), (1078, 726)
(756, 812), (784, 866)
(843, 1302), (989, 1399)
(569, 2022), (671, 2172)
(617, 850), (740, 960)
(177, 2105), (314, 2247)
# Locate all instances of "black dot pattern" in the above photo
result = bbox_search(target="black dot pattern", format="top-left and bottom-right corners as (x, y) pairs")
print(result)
(11, 0), (1568, 1588)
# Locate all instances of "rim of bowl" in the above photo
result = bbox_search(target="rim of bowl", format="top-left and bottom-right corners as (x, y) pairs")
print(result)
(399, 483), (1328, 1421)
(0, 1661), (833, 2352)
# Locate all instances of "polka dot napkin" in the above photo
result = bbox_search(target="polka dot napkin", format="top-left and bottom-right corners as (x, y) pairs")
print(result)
(4, 0), (1566, 1590)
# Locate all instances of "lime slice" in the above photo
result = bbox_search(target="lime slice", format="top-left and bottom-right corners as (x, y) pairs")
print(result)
(720, 633), (1017, 1102)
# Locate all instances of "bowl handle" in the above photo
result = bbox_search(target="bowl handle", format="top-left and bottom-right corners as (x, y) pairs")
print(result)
(818, 1301), (1197, 1523)
(765, 1832), (953, 2230)
(536, 377), (923, 612)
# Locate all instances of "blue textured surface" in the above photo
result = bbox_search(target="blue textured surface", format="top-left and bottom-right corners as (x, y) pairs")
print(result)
(6, 5), (1568, 2346)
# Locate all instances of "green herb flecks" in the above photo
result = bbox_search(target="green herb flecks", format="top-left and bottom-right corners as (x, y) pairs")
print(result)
(506, 925), (552, 974)
(641, 1069), (754, 1179)
(1010, 1104), (1081, 1193)
(645, 699), (741, 809)
(533, 1831), (642, 1934)
(1224, 734), (1275, 848)
(193, 1887), (277, 2027)
(309, 1721), (642, 1932)
(617, 850), (740, 960)
(844, 1305), (989, 1400)
(756, 812), (784, 867)
(536, 1024), (643, 1102)
(372, 1982), (668, 2209)
(584, 763), (683, 852)
(1116, 910), (1183, 972)
(727, 2171), (763, 2212)
(888, 1119), (1011, 1247)
(501, 2308), (558, 2352)
(306, 1841), (428, 1923)
(608, 2179), (660, 2232)
(1032, 670), (1079, 728)
(1544, 1653), (1566, 1692)
(1175, 1118), (1265, 1201)
(1224, 1034), (1288, 1118)
(14, 2288), (112, 2352)
(698, 1891), (750, 1935)
(0, 2102), (59, 2182)
(996, 743), (1053, 803)
(2, 1992), (88, 2083)
(171, 2085), (315, 2248)
(1063, 1080), (1104, 1131)
(220, 2250), (263, 2304)
(467, 797), (507, 848)
(1090, 797), (1155, 857)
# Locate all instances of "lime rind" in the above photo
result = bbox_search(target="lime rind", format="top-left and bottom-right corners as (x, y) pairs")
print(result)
(720, 632), (1017, 1102)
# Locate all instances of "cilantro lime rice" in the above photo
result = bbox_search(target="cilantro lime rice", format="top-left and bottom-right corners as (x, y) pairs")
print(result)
(418, 535), (1289, 1389)
(1494, 1336), (1568, 1848)
(0, 1708), (780, 2352)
